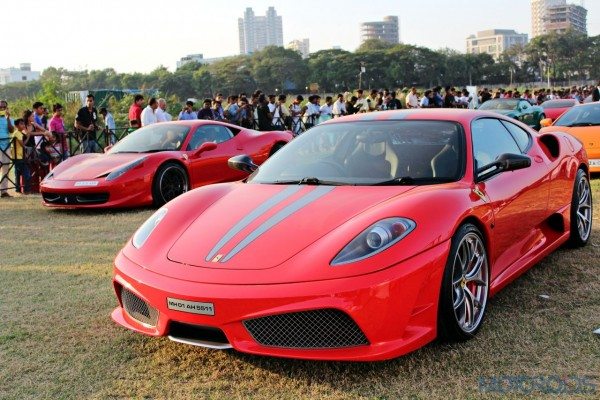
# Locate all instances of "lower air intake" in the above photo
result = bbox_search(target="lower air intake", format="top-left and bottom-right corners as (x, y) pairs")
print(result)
(120, 287), (159, 327)
(244, 309), (369, 349)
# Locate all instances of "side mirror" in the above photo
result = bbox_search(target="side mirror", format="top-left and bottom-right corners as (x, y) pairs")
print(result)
(540, 117), (553, 128)
(476, 153), (531, 181)
(194, 141), (217, 157)
(228, 154), (258, 173)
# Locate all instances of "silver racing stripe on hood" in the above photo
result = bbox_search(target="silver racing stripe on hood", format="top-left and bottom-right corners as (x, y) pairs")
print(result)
(205, 185), (302, 262)
(219, 186), (335, 263)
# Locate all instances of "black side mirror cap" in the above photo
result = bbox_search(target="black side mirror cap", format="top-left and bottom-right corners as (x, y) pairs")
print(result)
(476, 153), (531, 181)
(228, 154), (258, 173)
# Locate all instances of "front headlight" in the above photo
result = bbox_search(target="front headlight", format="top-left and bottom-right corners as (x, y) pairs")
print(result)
(132, 208), (168, 249)
(331, 217), (416, 266)
(106, 157), (147, 181)
(42, 171), (54, 183)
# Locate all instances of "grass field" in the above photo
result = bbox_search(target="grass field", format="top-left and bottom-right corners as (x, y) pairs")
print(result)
(0, 179), (599, 399)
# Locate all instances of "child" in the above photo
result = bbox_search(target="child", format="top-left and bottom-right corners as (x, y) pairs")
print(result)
(11, 119), (31, 194)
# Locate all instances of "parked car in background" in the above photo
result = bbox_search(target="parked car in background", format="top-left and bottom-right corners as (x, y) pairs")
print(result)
(478, 98), (546, 130)
(540, 101), (600, 172)
(41, 121), (292, 208)
(540, 99), (579, 121)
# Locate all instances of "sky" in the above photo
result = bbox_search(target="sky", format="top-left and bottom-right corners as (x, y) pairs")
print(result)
(3, 0), (598, 74)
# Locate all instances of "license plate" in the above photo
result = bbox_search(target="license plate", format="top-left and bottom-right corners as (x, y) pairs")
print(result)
(74, 181), (99, 187)
(167, 298), (215, 316)
(589, 159), (600, 167)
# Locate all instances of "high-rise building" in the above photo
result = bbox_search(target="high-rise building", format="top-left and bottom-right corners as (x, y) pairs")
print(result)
(286, 39), (310, 59)
(238, 6), (283, 55)
(466, 30), (529, 60)
(360, 16), (399, 45)
(531, 0), (587, 37)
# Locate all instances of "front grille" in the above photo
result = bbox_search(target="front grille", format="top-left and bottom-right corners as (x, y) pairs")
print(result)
(120, 287), (159, 327)
(244, 309), (369, 349)
(43, 192), (109, 205)
(169, 321), (229, 345)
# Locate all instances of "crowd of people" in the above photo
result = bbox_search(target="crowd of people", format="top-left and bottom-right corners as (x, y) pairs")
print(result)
(1, 81), (599, 197)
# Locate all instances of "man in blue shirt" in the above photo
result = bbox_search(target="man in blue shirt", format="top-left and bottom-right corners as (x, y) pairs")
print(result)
(178, 101), (197, 120)
(0, 100), (15, 197)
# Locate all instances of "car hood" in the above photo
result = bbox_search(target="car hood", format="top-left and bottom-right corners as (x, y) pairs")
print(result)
(53, 153), (149, 180)
(166, 184), (416, 270)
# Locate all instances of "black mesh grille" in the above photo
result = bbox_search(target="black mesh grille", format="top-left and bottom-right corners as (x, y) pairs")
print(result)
(243, 309), (369, 349)
(42, 192), (109, 205)
(120, 287), (159, 327)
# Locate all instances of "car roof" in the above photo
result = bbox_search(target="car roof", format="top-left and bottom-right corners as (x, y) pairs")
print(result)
(322, 109), (516, 126)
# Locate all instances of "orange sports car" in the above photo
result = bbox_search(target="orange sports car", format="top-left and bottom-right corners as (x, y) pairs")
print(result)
(541, 102), (600, 172)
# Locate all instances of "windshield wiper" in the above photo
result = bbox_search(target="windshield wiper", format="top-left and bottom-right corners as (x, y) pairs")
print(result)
(111, 151), (141, 154)
(564, 122), (600, 127)
(270, 177), (349, 185)
(143, 149), (171, 153)
(372, 176), (454, 186)
(372, 176), (416, 186)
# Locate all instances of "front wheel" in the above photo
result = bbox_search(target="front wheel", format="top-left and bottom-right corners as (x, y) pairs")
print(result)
(568, 168), (592, 247)
(152, 162), (189, 207)
(438, 223), (489, 341)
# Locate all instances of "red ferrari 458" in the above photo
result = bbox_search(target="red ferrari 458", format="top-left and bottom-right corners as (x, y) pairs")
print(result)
(111, 110), (592, 361)
(41, 121), (292, 207)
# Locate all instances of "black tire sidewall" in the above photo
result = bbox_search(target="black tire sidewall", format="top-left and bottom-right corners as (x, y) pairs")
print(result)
(438, 223), (489, 342)
(568, 168), (592, 247)
(152, 162), (188, 207)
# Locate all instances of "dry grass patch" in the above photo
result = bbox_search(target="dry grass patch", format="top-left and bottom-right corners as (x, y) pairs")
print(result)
(0, 181), (599, 399)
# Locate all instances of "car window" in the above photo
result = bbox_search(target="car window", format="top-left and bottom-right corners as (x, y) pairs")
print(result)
(519, 101), (531, 111)
(500, 120), (531, 153)
(186, 125), (234, 151)
(471, 118), (521, 170)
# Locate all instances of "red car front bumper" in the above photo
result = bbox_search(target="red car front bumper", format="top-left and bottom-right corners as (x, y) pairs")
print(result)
(111, 240), (451, 361)
(40, 175), (153, 208)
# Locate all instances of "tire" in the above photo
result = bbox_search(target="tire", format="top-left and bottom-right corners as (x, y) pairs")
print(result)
(152, 162), (189, 207)
(438, 223), (489, 341)
(269, 142), (286, 157)
(568, 169), (592, 247)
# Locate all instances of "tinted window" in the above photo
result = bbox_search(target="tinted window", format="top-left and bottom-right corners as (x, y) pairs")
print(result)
(186, 125), (234, 150)
(109, 123), (189, 153)
(519, 101), (531, 110)
(471, 118), (521, 170)
(248, 121), (464, 185)
(500, 121), (531, 152)
(554, 104), (600, 127)
(542, 99), (577, 109)
(478, 99), (518, 111)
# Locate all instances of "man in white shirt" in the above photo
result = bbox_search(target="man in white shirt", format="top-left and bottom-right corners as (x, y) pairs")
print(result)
(156, 98), (172, 122)
(140, 98), (159, 126)
(332, 94), (346, 118)
(406, 87), (419, 108)
(355, 89), (369, 113)
(319, 96), (334, 124)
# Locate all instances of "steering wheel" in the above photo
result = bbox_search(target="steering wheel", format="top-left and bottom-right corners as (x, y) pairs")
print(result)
(317, 159), (346, 176)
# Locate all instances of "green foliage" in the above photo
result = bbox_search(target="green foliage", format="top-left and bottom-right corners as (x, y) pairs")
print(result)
(1, 33), (598, 127)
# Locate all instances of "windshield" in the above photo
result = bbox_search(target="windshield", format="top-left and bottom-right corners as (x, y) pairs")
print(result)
(542, 99), (576, 109)
(248, 121), (464, 186)
(109, 123), (190, 153)
(554, 104), (600, 127)
(478, 99), (519, 111)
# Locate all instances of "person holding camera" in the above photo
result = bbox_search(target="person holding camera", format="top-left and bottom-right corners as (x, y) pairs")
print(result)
(0, 100), (15, 197)
(74, 94), (99, 153)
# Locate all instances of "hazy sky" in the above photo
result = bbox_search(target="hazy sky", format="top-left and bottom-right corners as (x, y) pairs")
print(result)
(3, 0), (598, 73)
